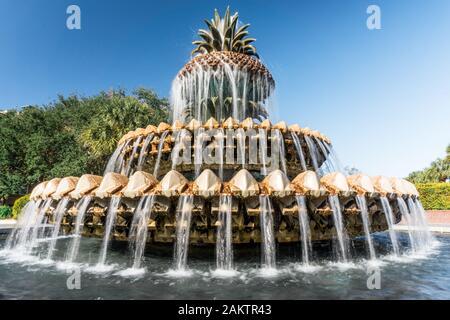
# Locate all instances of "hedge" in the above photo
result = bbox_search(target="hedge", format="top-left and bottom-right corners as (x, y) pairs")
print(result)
(0, 205), (12, 219)
(416, 183), (450, 210)
(12, 194), (30, 219)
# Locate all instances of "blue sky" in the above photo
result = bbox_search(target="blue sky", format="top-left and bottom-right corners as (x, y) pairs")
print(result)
(1, 0), (449, 178)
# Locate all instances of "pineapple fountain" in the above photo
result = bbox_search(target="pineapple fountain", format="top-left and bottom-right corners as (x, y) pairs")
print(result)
(4, 8), (433, 273)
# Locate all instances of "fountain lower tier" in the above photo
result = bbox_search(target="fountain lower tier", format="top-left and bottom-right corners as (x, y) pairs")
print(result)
(38, 192), (403, 244)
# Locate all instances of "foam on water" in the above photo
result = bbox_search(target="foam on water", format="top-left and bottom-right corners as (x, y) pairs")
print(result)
(85, 263), (117, 274)
(257, 267), (279, 278)
(164, 268), (194, 278)
(115, 267), (146, 278)
(292, 263), (322, 273)
(211, 268), (239, 278)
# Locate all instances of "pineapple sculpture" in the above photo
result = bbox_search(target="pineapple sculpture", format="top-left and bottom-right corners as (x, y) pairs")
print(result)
(26, 8), (421, 262)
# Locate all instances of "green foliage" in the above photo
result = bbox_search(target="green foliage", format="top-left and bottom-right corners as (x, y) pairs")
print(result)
(0, 205), (12, 219)
(12, 194), (30, 219)
(0, 88), (169, 201)
(416, 183), (450, 210)
(408, 144), (450, 183)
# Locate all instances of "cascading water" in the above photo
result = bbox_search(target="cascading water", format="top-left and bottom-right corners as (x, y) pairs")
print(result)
(295, 195), (312, 265)
(173, 195), (194, 271)
(236, 128), (246, 169)
(216, 195), (233, 270)
(170, 61), (274, 123)
(414, 199), (434, 245)
(380, 196), (400, 256)
(355, 195), (376, 260)
(104, 139), (131, 175)
(259, 195), (276, 269)
(65, 196), (92, 263)
(291, 133), (307, 171)
(4, 200), (41, 250)
(96, 196), (122, 267)
(217, 129), (225, 180)
(137, 133), (154, 171)
(153, 131), (170, 178)
(322, 141), (345, 174)
(304, 135), (320, 175)
(259, 128), (269, 175)
(46, 197), (70, 260)
(397, 197), (417, 252)
(273, 129), (287, 174)
(328, 195), (349, 262)
(129, 195), (155, 270)
(194, 127), (205, 178)
(315, 137), (333, 174)
(171, 130), (184, 170)
(124, 135), (143, 176)
(26, 198), (53, 252)
(407, 198), (433, 249)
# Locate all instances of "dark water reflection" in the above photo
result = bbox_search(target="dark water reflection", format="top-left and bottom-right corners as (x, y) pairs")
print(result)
(0, 233), (449, 299)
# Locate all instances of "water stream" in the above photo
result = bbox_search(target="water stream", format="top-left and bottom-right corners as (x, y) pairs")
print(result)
(295, 195), (312, 265)
(137, 134), (154, 171)
(129, 195), (156, 270)
(380, 196), (400, 256)
(355, 195), (376, 260)
(216, 195), (233, 271)
(65, 196), (92, 263)
(328, 195), (349, 262)
(46, 197), (71, 260)
(96, 196), (122, 267)
(291, 133), (307, 171)
(173, 195), (194, 271)
(259, 195), (276, 269)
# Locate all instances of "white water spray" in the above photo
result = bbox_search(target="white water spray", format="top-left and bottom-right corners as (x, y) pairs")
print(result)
(97, 196), (121, 267)
(65, 196), (92, 263)
(259, 195), (276, 269)
(216, 195), (233, 270)
(295, 195), (312, 265)
(174, 195), (194, 271)
(380, 196), (400, 256)
(355, 195), (376, 260)
(129, 195), (155, 269)
(328, 195), (349, 262)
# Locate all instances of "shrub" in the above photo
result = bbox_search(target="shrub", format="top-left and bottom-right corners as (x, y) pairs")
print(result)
(12, 194), (30, 219)
(0, 205), (12, 219)
(416, 183), (450, 210)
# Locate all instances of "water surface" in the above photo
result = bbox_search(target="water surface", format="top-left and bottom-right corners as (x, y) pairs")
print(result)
(0, 233), (449, 299)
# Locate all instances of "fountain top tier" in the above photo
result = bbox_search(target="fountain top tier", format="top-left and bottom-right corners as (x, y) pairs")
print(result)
(177, 51), (274, 85)
(30, 169), (419, 202)
(170, 8), (275, 123)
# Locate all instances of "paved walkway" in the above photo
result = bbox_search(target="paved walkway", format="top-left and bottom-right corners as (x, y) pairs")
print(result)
(394, 210), (450, 234)
(0, 219), (16, 229)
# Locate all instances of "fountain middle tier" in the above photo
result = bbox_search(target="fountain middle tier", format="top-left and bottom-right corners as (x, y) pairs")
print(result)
(111, 118), (333, 180)
(26, 169), (419, 245)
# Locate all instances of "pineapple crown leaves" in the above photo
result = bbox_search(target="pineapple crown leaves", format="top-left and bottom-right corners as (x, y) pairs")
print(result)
(191, 7), (259, 58)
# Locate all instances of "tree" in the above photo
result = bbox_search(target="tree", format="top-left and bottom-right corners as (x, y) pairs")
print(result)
(0, 88), (169, 202)
(79, 89), (168, 173)
(407, 145), (450, 183)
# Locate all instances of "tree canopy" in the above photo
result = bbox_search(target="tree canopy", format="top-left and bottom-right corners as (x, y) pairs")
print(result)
(407, 144), (450, 183)
(0, 88), (169, 202)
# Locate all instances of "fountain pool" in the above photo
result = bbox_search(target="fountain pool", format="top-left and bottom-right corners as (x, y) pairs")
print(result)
(0, 234), (448, 299)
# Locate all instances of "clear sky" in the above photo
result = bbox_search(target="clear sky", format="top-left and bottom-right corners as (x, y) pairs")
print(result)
(1, 0), (449, 178)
